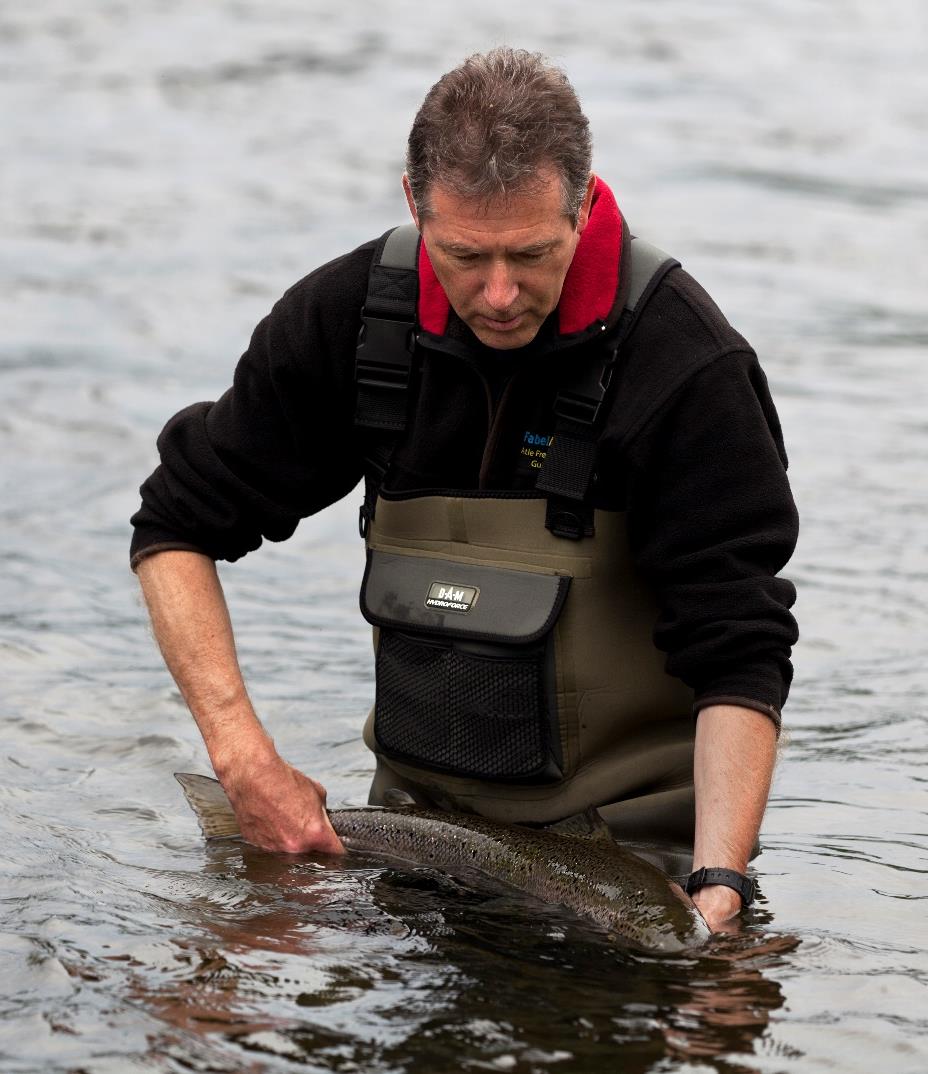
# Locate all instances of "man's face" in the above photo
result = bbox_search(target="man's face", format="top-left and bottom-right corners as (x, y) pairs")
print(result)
(405, 168), (594, 350)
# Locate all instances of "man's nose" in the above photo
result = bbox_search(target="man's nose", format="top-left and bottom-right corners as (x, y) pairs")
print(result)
(483, 261), (519, 312)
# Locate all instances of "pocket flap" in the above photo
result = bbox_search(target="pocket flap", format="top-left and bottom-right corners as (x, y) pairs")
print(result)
(360, 550), (569, 644)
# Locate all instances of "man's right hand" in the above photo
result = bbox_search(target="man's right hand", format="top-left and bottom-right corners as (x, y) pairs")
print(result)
(220, 752), (346, 856)
(136, 551), (346, 857)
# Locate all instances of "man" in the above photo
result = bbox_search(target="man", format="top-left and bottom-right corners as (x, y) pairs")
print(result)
(132, 49), (798, 932)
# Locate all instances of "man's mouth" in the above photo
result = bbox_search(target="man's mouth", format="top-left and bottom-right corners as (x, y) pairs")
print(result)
(479, 313), (524, 331)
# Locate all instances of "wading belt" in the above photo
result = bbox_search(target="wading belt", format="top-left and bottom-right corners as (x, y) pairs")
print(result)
(354, 224), (679, 540)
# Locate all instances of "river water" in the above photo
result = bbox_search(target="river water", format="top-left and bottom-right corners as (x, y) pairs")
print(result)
(2, 1), (927, 1071)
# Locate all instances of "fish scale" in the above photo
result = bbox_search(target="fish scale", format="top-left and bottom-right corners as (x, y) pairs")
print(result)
(175, 773), (709, 953)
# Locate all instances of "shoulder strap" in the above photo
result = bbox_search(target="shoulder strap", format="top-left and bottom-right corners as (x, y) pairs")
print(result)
(535, 237), (679, 539)
(355, 224), (421, 538)
(355, 224), (421, 433)
(623, 237), (678, 315)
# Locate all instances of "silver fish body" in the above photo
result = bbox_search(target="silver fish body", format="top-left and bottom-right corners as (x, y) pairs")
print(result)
(175, 773), (709, 953)
(329, 805), (709, 952)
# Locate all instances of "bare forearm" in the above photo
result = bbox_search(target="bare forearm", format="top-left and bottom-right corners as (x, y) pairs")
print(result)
(691, 703), (778, 927)
(135, 549), (275, 775)
(135, 549), (343, 853)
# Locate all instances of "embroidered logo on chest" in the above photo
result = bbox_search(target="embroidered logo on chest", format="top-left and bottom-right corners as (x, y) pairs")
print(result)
(520, 430), (554, 470)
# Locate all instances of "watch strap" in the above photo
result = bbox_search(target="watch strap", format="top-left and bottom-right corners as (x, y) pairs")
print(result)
(684, 867), (756, 907)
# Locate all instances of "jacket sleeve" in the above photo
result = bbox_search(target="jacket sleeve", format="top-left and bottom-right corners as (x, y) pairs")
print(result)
(129, 246), (372, 566)
(625, 350), (799, 724)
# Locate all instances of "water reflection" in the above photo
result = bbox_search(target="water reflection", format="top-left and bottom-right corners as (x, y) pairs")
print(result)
(119, 842), (798, 1072)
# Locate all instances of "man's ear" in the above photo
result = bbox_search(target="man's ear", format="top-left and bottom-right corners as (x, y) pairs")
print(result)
(576, 174), (596, 234)
(402, 175), (421, 230)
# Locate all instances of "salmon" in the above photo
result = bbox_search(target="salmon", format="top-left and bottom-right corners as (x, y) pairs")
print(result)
(175, 772), (709, 953)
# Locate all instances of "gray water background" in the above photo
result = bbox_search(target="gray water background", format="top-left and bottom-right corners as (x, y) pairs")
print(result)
(2, 1), (927, 1071)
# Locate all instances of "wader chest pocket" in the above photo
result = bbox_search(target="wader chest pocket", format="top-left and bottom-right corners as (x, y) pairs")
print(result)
(360, 550), (570, 783)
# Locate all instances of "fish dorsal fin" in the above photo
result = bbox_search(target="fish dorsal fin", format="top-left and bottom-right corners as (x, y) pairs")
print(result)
(175, 772), (242, 839)
(547, 807), (615, 845)
(381, 787), (418, 808)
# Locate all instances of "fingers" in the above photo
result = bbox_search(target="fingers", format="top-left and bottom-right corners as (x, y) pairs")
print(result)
(223, 755), (345, 855)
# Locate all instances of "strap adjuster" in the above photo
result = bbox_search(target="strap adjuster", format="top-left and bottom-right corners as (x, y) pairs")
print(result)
(544, 501), (594, 541)
(358, 502), (372, 539)
(356, 314), (416, 390)
(553, 388), (604, 426)
(551, 350), (616, 427)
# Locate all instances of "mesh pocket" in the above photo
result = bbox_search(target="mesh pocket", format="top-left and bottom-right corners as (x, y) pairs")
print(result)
(374, 631), (558, 781)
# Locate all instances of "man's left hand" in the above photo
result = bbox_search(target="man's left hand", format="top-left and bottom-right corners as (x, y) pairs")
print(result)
(690, 884), (743, 933)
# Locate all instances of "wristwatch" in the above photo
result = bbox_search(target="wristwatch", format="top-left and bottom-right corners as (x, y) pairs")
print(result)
(684, 867), (756, 907)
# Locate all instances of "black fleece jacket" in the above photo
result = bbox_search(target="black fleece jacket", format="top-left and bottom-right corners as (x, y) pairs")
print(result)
(131, 196), (799, 725)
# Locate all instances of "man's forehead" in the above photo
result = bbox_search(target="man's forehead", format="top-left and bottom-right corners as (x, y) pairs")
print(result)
(425, 166), (562, 213)
(421, 172), (573, 245)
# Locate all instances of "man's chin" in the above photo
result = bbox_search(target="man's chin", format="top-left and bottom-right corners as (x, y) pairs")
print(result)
(470, 316), (540, 350)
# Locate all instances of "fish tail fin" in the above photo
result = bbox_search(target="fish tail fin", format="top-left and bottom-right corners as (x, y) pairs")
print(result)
(175, 772), (242, 839)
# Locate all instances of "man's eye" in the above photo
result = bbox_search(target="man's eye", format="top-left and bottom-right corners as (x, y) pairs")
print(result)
(517, 251), (546, 263)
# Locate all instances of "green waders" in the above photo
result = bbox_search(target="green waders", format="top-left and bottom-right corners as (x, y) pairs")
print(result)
(360, 493), (697, 871)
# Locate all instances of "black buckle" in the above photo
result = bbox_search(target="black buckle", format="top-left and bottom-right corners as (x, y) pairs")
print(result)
(356, 314), (416, 389)
(544, 500), (594, 541)
(358, 502), (372, 539)
(552, 353), (616, 427)
(685, 867), (709, 893)
(553, 390), (603, 425)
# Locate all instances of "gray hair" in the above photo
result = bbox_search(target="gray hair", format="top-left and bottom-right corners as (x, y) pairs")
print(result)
(406, 48), (593, 226)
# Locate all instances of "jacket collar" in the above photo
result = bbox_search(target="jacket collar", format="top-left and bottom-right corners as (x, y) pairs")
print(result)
(416, 176), (625, 341)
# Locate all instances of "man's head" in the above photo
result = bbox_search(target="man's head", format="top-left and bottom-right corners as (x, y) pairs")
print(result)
(405, 47), (593, 226)
(404, 48), (596, 349)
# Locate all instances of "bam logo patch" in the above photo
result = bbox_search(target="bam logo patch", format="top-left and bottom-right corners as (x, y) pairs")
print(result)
(425, 581), (479, 613)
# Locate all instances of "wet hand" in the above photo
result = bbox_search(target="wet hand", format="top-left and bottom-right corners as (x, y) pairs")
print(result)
(221, 753), (346, 855)
(691, 885), (743, 934)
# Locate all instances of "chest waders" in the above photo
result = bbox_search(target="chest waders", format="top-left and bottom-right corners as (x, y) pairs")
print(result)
(354, 225), (696, 850)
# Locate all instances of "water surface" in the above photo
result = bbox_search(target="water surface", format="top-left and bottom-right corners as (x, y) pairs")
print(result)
(2, 2), (927, 1071)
